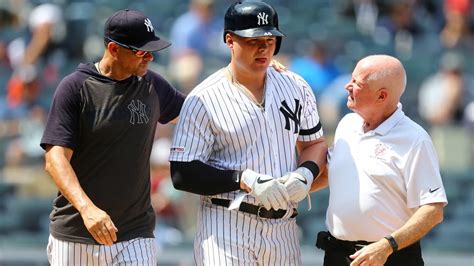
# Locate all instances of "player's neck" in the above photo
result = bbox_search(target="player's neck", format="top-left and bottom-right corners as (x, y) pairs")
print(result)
(227, 65), (266, 107)
(98, 56), (133, 81)
(228, 65), (266, 93)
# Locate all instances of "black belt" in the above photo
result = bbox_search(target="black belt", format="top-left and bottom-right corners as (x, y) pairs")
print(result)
(317, 231), (372, 252)
(210, 198), (298, 219)
(317, 231), (421, 254)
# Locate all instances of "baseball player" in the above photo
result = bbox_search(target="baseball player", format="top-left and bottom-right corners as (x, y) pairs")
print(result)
(169, 1), (327, 265)
(40, 10), (184, 265)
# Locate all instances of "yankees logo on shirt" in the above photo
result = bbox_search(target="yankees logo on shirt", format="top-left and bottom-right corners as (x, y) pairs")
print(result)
(280, 99), (302, 133)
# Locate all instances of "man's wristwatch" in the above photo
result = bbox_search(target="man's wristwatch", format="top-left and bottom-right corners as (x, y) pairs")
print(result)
(384, 235), (398, 253)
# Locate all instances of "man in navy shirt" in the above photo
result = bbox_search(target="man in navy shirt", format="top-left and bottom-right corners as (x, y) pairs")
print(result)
(41, 9), (185, 265)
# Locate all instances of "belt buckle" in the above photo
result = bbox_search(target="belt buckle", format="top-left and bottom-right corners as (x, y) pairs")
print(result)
(257, 206), (265, 219)
(354, 244), (366, 251)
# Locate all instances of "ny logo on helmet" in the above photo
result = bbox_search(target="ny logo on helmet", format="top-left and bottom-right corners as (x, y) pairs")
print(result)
(144, 18), (154, 32)
(257, 12), (268, 25)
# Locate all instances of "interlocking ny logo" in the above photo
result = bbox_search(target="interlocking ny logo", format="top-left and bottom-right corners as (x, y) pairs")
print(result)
(144, 18), (154, 32)
(128, 99), (149, 125)
(279, 99), (302, 133)
(257, 12), (268, 25)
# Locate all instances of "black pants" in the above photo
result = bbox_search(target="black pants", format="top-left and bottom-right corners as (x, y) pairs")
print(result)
(316, 231), (424, 266)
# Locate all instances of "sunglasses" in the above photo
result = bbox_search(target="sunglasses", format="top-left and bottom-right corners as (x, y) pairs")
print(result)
(105, 37), (150, 57)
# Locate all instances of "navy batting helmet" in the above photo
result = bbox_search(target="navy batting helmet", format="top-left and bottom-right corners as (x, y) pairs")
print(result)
(223, 1), (285, 55)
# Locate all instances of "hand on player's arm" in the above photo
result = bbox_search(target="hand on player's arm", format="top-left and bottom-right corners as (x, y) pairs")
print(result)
(240, 169), (289, 210)
(349, 203), (444, 266)
(270, 59), (287, 72)
(44, 145), (118, 246)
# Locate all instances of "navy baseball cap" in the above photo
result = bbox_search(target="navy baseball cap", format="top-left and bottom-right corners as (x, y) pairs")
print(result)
(104, 9), (171, 52)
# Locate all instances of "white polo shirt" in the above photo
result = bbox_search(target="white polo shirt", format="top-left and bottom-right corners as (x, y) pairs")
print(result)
(326, 104), (448, 241)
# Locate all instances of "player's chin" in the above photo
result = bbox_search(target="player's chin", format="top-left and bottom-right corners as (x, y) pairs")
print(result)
(136, 66), (148, 76)
(346, 98), (355, 109)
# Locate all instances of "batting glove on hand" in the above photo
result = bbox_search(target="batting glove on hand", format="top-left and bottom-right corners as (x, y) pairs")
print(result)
(278, 167), (314, 203)
(241, 169), (289, 211)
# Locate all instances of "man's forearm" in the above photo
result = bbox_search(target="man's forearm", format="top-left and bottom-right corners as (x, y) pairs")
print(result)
(297, 138), (327, 176)
(44, 146), (95, 214)
(390, 203), (444, 250)
(310, 164), (328, 192)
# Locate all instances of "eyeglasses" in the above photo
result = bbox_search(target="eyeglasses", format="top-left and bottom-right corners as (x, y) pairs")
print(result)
(105, 37), (150, 57)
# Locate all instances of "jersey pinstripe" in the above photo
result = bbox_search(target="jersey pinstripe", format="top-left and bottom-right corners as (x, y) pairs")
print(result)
(170, 66), (323, 265)
(47, 235), (156, 265)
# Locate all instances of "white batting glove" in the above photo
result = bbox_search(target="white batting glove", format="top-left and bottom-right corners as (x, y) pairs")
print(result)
(241, 169), (289, 211)
(278, 167), (314, 203)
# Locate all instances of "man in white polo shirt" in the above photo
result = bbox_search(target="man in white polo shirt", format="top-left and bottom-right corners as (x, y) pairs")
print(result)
(314, 54), (447, 266)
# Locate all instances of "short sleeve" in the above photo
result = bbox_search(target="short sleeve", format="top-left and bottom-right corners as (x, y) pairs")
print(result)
(298, 78), (323, 142)
(405, 139), (448, 208)
(150, 73), (185, 124)
(169, 94), (214, 162)
(40, 74), (82, 150)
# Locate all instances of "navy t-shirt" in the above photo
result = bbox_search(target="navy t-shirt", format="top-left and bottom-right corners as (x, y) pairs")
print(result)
(40, 63), (185, 244)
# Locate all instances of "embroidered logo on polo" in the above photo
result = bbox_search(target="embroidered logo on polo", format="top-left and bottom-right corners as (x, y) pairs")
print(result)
(280, 99), (302, 133)
(144, 18), (154, 32)
(257, 12), (268, 25)
(374, 143), (388, 158)
(128, 99), (149, 125)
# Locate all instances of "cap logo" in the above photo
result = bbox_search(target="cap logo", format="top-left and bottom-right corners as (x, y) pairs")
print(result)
(257, 12), (268, 25)
(144, 18), (154, 32)
(263, 32), (272, 36)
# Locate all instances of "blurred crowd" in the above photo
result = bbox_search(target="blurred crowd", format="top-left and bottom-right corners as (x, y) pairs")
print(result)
(0, 0), (473, 253)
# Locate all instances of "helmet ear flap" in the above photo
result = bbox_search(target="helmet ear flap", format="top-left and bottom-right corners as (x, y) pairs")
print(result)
(274, 36), (281, 55)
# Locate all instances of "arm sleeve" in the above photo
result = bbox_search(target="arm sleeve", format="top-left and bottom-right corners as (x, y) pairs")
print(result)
(169, 93), (214, 162)
(405, 139), (448, 208)
(40, 74), (82, 150)
(296, 75), (324, 141)
(170, 160), (241, 195)
(151, 72), (186, 124)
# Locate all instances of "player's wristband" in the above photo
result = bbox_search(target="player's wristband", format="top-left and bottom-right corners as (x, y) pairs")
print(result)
(299, 161), (320, 178)
(384, 235), (398, 253)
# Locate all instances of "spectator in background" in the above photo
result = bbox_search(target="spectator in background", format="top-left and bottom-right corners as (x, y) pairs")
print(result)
(376, 0), (425, 56)
(168, 0), (227, 93)
(418, 51), (474, 126)
(290, 41), (340, 97)
(6, 2), (65, 114)
(318, 73), (353, 132)
(440, 0), (474, 50)
(0, 3), (63, 167)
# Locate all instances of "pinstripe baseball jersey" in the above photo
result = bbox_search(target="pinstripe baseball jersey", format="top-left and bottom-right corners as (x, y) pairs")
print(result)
(170, 66), (323, 205)
(169, 66), (323, 265)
